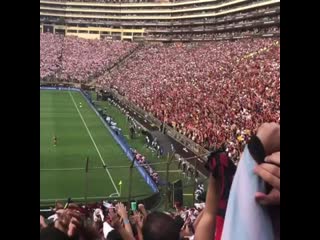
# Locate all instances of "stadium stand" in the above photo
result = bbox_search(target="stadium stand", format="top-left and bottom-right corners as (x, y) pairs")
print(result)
(40, 33), (138, 81)
(97, 38), (279, 162)
(40, 0), (279, 41)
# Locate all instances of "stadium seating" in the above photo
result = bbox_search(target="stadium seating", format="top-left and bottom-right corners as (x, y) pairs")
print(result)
(97, 38), (280, 161)
(40, 33), (138, 82)
(40, 0), (280, 41)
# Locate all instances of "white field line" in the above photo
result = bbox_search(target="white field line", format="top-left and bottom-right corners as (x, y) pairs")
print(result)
(68, 91), (119, 196)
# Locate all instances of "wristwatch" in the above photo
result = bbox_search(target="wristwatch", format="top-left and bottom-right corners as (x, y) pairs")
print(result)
(248, 135), (273, 194)
(247, 135), (266, 164)
(123, 218), (130, 225)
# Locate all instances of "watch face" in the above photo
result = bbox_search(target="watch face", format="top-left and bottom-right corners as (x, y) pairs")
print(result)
(248, 136), (265, 165)
(46, 218), (54, 225)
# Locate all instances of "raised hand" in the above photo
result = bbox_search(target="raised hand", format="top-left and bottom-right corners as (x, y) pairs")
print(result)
(54, 209), (83, 237)
(255, 151), (280, 205)
(132, 211), (144, 229)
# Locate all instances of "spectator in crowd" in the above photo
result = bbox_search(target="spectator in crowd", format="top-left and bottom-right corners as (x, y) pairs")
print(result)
(40, 208), (100, 240)
(131, 148), (160, 184)
(142, 211), (180, 240)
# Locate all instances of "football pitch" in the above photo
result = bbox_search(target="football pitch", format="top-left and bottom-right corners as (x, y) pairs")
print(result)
(40, 90), (153, 205)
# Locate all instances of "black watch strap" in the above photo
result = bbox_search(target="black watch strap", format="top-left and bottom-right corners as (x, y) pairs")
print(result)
(247, 135), (266, 164)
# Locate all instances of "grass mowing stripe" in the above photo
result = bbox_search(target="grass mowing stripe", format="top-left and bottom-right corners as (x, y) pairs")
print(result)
(40, 167), (103, 171)
(68, 91), (120, 196)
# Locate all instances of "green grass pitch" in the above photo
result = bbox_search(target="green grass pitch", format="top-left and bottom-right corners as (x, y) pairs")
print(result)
(40, 90), (153, 205)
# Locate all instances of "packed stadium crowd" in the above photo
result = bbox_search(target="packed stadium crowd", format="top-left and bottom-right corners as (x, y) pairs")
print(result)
(97, 38), (279, 161)
(40, 33), (138, 82)
(40, 122), (280, 240)
(40, 31), (279, 162)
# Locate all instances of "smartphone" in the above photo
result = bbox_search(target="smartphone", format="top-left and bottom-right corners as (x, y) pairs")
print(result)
(131, 201), (137, 211)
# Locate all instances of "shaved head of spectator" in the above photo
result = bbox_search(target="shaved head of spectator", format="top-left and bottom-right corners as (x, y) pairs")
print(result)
(142, 212), (180, 240)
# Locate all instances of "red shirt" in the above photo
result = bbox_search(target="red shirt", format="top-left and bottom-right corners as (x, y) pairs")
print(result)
(215, 215), (224, 240)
